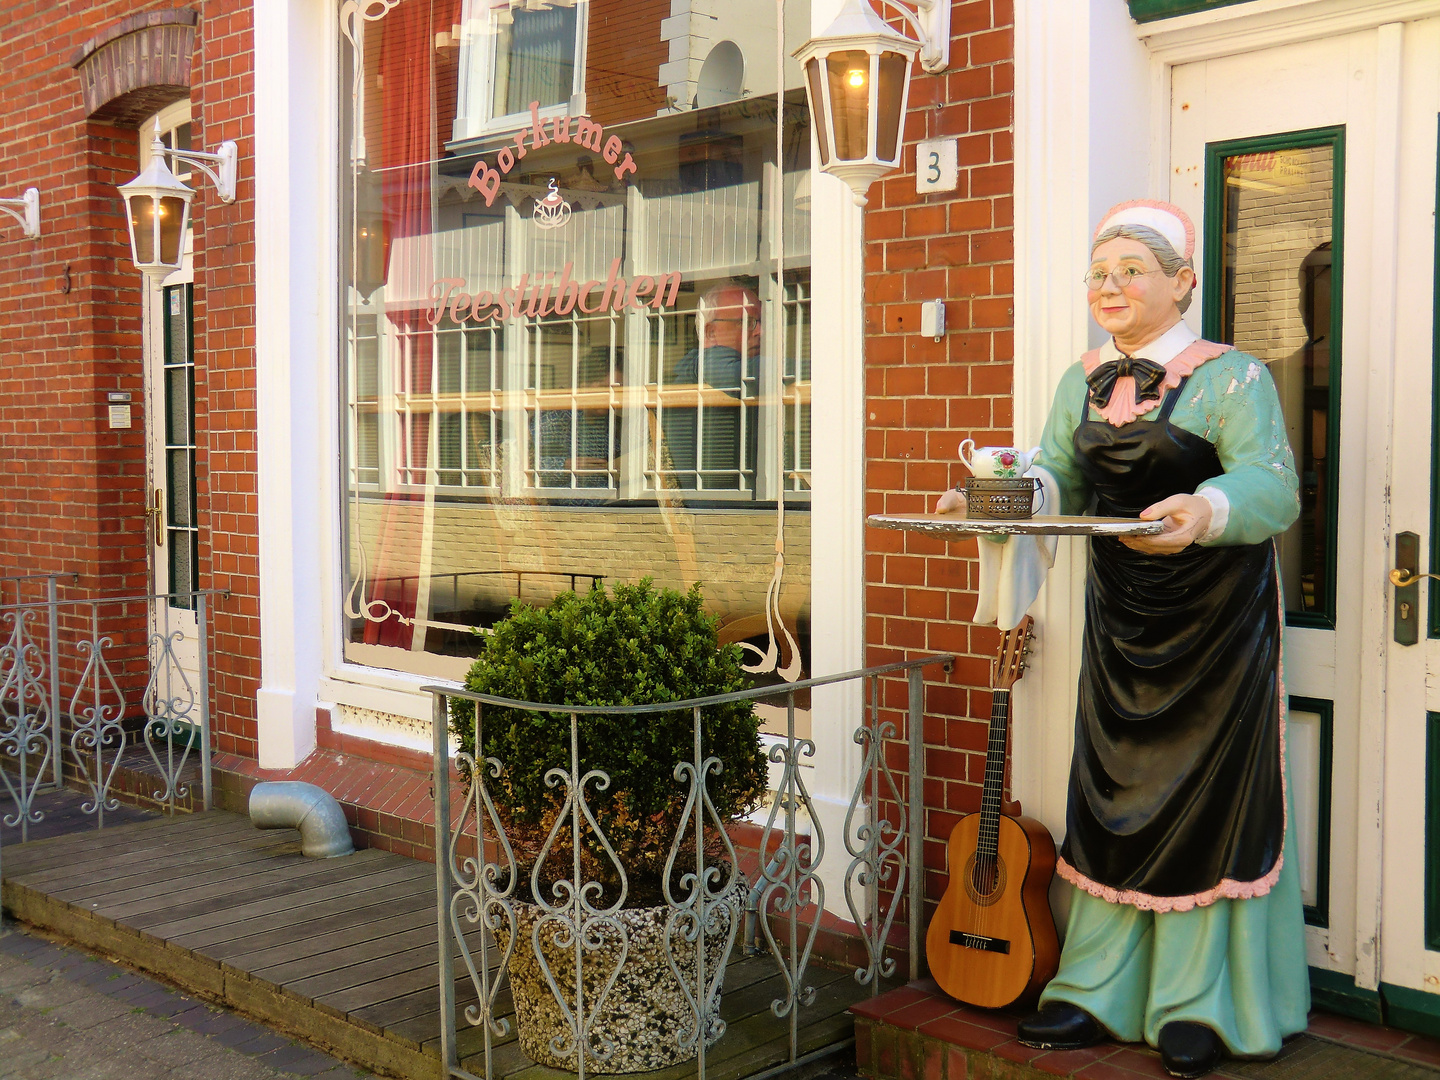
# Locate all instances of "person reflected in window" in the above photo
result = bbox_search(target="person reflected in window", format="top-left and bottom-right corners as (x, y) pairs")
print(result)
(663, 282), (760, 490)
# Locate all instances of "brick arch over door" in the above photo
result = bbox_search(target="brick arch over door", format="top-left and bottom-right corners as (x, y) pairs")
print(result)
(71, 9), (198, 126)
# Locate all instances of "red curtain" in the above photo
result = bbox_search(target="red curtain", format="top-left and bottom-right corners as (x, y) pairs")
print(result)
(362, 0), (458, 649)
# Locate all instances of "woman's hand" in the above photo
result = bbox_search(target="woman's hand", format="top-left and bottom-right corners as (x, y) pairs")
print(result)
(936, 487), (965, 514)
(1121, 494), (1212, 554)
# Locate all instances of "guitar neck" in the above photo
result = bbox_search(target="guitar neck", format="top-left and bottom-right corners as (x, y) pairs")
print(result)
(977, 689), (1009, 859)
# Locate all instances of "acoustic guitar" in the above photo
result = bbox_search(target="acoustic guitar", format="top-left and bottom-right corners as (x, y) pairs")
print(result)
(925, 615), (1060, 1008)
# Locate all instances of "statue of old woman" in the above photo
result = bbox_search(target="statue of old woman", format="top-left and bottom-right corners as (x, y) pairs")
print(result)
(939, 200), (1309, 1078)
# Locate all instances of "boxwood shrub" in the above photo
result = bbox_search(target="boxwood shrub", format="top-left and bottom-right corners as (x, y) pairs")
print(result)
(449, 580), (767, 906)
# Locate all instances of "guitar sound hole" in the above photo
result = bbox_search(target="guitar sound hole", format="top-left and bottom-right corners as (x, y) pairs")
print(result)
(963, 854), (1007, 906)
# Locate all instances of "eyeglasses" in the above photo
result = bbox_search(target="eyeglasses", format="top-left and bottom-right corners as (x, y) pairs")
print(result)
(1082, 265), (1164, 291)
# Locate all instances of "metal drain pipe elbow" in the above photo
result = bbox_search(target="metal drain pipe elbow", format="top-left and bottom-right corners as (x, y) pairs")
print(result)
(249, 781), (355, 858)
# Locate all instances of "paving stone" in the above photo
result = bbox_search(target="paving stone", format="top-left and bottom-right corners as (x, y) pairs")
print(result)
(131, 1028), (220, 1067)
(253, 1044), (342, 1075)
(231, 1031), (293, 1055)
(46, 994), (132, 1031)
(0, 924), (366, 1080)
(212, 1018), (276, 1047)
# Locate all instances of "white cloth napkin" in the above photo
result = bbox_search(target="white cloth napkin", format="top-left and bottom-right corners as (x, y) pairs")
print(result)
(972, 463), (1059, 630)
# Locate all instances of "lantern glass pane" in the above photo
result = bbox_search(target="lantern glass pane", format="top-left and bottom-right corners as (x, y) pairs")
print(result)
(159, 197), (187, 266)
(805, 58), (831, 166)
(131, 196), (155, 264)
(826, 50), (872, 161)
(875, 51), (908, 165)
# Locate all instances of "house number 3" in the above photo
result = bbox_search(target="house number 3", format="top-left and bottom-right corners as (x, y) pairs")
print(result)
(915, 138), (959, 195)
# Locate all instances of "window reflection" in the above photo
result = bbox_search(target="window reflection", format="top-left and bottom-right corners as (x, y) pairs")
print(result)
(1217, 142), (1338, 623)
(341, 0), (813, 680)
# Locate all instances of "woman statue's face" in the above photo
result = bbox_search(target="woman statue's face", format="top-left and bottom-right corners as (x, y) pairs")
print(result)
(1087, 237), (1195, 348)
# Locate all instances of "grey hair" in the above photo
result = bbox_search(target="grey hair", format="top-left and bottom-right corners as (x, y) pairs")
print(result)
(1092, 222), (1195, 313)
(697, 280), (758, 322)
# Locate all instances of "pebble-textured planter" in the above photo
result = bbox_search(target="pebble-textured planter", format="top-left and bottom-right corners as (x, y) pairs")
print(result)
(499, 878), (747, 1073)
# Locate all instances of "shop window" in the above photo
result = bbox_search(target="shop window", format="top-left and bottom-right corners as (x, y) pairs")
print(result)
(341, 0), (814, 682)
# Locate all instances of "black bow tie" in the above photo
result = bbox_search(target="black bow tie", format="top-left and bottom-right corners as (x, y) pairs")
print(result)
(1086, 354), (1168, 409)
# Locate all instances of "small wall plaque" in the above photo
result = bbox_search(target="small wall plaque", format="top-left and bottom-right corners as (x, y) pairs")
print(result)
(916, 138), (959, 195)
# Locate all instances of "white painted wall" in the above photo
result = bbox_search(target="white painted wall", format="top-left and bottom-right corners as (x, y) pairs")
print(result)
(1010, 0), (1156, 866)
(803, 0), (869, 916)
(252, 0), (337, 768)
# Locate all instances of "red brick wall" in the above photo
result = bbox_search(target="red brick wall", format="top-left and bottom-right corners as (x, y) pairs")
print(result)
(0, 2), (261, 759)
(192, 0), (260, 759)
(0, 1), (166, 600)
(587, 0), (669, 126)
(862, 0), (1016, 914)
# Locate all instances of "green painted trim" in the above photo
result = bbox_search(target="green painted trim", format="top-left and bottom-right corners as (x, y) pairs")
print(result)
(1202, 126), (1345, 629)
(1428, 711), (1440, 949)
(1310, 967), (1383, 1024)
(1429, 115), (1440, 638)
(1291, 696), (1333, 929)
(1128, 0), (1256, 22)
(1383, 983), (1440, 1040)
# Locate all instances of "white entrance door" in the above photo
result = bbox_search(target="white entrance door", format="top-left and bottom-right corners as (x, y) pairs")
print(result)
(1375, 19), (1440, 1009)
(141, 102), (203, 727)
(1170, 18), (1440, 1002)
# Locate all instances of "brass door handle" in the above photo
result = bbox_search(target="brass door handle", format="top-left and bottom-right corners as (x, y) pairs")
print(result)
(146, 487), (164, 547)
(1390, 568), (1440, 588)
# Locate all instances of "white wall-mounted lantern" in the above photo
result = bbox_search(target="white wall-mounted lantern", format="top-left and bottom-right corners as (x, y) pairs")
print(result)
(119, 121), (239, 281)
(0, 188), (41, 239)
(794, 0), (950, 205)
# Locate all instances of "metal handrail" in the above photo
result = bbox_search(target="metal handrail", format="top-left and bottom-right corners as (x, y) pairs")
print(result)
(0, 588), (231, 613)
(428, 652), (953, 1080)
(422, 652), (953, 715)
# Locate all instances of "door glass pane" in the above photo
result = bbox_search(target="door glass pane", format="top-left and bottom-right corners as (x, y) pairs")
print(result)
(163, 284), (199, 609)
(1213, 139), (1340, 625)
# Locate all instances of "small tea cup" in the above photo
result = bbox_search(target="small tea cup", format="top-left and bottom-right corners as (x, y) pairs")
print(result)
(959, 439), (1033, 479)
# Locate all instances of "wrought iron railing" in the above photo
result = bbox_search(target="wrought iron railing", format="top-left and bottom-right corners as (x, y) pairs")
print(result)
(428, 653), (952, 1080)
(0, 582), (227, 870)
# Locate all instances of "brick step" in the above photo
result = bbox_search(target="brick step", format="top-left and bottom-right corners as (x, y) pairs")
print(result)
(852, 980), (1440, 1080)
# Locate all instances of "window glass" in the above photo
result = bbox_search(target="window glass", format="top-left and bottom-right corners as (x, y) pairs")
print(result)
(340, 0), (813, 682)
(1212, 138), (1341, 626)
(163, 284), (200, 609)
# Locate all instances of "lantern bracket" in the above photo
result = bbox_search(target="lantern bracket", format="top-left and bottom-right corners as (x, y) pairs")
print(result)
(149, 125), (239, 204)
(0, 188), (40, 240)
(872, 0), (949, 74)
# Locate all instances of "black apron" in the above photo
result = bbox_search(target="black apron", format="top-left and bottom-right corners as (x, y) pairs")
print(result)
(1061, 378), (1284, 900)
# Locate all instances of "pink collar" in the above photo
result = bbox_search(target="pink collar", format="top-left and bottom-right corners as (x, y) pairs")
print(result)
(1080, 339), (1234, 426)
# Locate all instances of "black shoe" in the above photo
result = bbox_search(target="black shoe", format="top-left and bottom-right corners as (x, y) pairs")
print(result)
(1016, 1002), (1104, 1050)
(1158, 1021), (1223, 1078)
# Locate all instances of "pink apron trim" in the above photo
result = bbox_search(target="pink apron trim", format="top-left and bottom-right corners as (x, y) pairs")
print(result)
(1081, 339), (1234, 427)
(1057, 548), (1289, 914)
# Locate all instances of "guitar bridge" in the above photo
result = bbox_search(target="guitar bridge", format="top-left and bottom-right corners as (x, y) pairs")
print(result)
(950, 929), (1010, 954)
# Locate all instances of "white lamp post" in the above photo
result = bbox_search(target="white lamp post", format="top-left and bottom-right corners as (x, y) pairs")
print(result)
(0, 188), (40, 239)
(794, 0), (949, 205)
(119, 122), (239, 282)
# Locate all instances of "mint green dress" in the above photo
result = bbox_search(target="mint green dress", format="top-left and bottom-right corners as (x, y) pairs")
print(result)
(1033, 350), (1310, 1056)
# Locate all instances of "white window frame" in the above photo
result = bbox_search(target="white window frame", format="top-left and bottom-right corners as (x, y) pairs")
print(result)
(453, 0), (590, 143)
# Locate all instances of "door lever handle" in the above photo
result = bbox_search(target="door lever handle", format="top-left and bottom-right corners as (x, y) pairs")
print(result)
(146, 487), (164, 548)
(1394, 531), (1422, 645)
(1390, 568), (1440, 588)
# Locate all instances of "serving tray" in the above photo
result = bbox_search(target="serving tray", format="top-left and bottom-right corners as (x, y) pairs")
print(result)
(866, 513), (1167, 538)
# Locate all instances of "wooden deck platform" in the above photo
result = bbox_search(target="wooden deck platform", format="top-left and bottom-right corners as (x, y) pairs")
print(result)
(0, 802), (872, 1080)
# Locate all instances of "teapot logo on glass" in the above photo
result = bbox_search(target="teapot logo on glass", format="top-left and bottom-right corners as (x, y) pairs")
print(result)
(533, 178), (572, 231)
